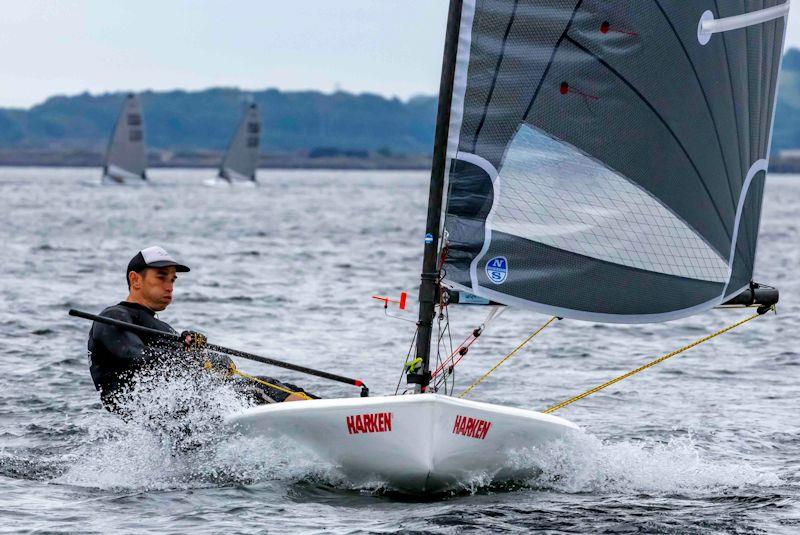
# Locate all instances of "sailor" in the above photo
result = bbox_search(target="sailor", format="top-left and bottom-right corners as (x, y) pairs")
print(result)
(87, 246), (312, 412)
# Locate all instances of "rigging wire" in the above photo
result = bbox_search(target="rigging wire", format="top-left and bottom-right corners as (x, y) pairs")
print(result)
(458, 316), (557, 398)
(431, 300), (457, 395)
(541, 308), (772, 414)
(394, 328), (418, 395)
(442, 304), (455, 395)
(431, 306), (506, 387)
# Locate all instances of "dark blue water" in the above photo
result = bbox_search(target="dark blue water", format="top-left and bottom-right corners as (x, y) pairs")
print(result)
(1, 167), (798, 534)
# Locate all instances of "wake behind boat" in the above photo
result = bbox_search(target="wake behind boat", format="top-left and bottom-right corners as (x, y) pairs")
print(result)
(102, 93), (148, 185)
(228, 0), (789, 494)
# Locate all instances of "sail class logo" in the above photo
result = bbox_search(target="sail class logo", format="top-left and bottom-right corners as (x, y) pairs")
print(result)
(485, 256), (508, 284)
(452, 415), (492, 440)
(346, 412), (393, 435)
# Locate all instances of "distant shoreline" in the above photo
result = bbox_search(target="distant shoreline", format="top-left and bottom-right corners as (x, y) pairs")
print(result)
(0, 150), (433, 171)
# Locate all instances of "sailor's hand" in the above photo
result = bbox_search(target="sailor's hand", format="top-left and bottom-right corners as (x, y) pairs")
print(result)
(180, 330), (207, 350)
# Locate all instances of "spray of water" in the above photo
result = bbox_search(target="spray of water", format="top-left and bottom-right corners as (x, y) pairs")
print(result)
(57, 359), (346, 491)
(509, 430), (783, 495)
(57, 361), (783, 495)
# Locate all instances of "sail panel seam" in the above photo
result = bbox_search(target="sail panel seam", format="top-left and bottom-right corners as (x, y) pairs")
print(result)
(653, 0), (738, 214)
(471, 0), (521, 152)
(714, 0), (748, 190)
(739, 12), (789, 299)
(522, 0), (585, 120)
(564, 34), (732, 249)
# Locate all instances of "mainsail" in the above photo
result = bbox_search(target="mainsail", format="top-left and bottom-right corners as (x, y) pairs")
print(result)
(435, 0), (789, 323)
(103, 93), (147, 182)
(219, 103), (261, 182)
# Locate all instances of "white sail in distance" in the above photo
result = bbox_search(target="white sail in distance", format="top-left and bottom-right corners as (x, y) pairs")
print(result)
(102, 93), (147, 184)
(219, 103), (261, 183)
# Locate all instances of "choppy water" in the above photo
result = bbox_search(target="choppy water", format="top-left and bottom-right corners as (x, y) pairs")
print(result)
(1, 167), (798, 534)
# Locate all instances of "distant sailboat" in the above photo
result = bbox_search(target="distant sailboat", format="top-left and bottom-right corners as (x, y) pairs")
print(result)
(218, 103), (261, 183)
(102, 93), (147, 184)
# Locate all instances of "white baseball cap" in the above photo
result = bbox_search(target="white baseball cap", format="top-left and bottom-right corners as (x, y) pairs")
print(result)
(126, 246), (190, 276)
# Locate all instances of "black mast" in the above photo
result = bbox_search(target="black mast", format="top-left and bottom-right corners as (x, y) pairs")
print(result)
(408, 0), (464, 391)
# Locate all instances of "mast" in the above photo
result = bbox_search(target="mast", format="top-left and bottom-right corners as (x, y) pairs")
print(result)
(409, 0), (463, 391)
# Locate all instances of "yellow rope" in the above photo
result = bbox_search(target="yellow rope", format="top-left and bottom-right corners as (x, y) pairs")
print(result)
(459, 316), (557, 398)
(229, 366), (312, 401)
(542, 309), (769, 414)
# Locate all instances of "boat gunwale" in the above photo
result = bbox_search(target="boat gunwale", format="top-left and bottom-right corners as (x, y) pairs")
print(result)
(225, 393), (579, 430)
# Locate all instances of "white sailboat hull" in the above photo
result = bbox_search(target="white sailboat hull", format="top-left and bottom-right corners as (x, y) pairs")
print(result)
(102, 165), (146, 185)
(226, 393), (578, 493)
(218, 167), (256, 183)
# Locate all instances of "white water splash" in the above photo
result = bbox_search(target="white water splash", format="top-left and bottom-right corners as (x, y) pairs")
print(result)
(56, 362), (343, 491)
(55, 358), (783, 495)
(512, 430), (784, 495)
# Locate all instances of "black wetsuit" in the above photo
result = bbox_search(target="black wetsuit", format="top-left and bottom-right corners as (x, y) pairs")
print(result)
(88, 301), (315, 411)
(88, 302), (176, 408)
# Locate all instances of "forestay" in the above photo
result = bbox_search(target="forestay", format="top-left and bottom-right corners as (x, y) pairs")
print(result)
(219, 103), (261, 182)
(440, 0), (789, 323)
(103, 93), (147, 181)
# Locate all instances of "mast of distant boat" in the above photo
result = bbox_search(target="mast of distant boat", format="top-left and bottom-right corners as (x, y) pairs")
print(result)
(409, 0), (463, 392)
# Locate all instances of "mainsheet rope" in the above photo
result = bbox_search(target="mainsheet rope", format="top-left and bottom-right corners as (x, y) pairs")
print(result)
(205, 360), (313, 401)
(542, 308), (771, 414)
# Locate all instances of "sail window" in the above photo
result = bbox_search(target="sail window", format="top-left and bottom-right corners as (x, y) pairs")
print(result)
(127, 114), (142, 126)
(129, 130), (143, 142)
(247, 136), (259, 148)
(489, 125), (729, 283)
(247, 123), (260, 134)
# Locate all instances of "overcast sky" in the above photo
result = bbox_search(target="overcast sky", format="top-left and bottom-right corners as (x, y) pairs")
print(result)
(0, 1), (798, 108)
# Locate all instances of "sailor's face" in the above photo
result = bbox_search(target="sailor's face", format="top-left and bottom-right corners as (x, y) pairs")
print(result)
(138, 267), (177, 311)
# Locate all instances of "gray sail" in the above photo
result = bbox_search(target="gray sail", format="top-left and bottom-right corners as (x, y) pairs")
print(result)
(103, 93), (147, 182)
(219, 103), (261, 182)
(440, 0), (789, 323)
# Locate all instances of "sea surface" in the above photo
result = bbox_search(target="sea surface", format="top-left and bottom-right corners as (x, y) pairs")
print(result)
(1, 167), (798, 534)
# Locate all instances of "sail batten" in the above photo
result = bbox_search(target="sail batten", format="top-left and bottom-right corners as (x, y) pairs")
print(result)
(439, 0), (788, 323)
(699, 2), (789, 40)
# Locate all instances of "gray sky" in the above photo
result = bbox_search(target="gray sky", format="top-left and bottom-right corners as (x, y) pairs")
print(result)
(0, 1), (798, 108)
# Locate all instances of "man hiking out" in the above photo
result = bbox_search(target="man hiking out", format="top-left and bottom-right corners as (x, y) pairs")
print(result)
(87, 246), (314, 412)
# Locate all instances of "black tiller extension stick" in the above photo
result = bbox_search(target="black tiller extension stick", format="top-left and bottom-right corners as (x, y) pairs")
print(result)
(69, 309), (369, 396)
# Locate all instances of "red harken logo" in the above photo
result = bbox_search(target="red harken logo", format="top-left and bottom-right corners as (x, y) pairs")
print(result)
(453, 415), (492, 440)
(346, 412), (393, 435)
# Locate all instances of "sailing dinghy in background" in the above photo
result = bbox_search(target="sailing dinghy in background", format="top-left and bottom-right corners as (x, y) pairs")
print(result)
(228, 0), (790, 493)
(101, 93), (148, 184)
(217, 103), (261, 184)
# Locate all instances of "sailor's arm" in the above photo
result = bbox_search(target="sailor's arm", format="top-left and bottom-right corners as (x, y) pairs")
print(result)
(92, 308), (153, 364)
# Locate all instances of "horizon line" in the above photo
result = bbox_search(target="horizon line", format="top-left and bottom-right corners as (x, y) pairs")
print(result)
(0, 86), (440, 111)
